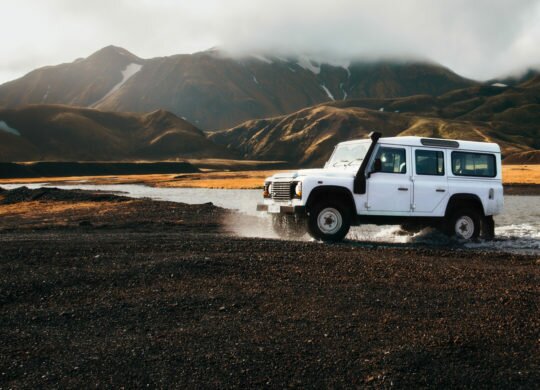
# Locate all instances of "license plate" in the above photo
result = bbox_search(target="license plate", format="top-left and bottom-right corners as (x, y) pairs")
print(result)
(268, 204), (281, 213)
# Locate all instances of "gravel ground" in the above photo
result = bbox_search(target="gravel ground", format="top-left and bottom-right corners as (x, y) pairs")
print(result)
(0, 188), (538, 388)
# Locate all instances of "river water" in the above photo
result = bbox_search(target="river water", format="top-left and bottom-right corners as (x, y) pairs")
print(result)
(2, 183), (539, 255)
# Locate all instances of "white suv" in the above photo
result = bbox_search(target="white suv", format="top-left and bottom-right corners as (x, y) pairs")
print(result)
(257, 132), (503, 242)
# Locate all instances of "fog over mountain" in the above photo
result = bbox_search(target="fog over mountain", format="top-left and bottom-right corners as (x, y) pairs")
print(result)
(2, 0), (540, 84)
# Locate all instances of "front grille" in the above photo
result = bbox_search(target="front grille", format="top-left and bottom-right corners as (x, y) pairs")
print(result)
(271, 181), (293, 201)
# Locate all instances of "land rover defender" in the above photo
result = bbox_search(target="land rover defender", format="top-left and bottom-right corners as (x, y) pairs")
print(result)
(257, 132), (503, 241)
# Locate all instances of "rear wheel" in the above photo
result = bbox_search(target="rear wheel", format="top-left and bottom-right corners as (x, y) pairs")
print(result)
(448, 208), (481, 240)
(307, 202), (351, 242)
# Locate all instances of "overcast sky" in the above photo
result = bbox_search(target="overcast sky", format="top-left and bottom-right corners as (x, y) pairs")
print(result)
(1, 0), (540, 83)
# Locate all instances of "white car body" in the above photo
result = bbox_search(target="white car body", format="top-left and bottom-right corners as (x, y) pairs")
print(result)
(258, 133), (503, 241)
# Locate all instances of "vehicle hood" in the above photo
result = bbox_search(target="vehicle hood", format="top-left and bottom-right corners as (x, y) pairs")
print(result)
(271, 168), (355, 180)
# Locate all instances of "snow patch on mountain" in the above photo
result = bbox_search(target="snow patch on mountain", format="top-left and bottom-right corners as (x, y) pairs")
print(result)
(251, 55), (273, 64)
(93, 63), (143, 105)
(321, 85), (335, 101)
(339, 83), (348, 100)
(42, 85), (50, 102)
(252, 75), (259, 84)
(0, 120), (20, 136)
(491, 82), (508, 87)
(297, 56), (321, 74)
(324, 59), (351, 77)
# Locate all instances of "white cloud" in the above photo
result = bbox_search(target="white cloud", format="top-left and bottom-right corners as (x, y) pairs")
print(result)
(0, 0), (539, 83)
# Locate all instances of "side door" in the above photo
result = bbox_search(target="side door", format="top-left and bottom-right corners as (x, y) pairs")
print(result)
(366, 145), (412, 214)
(412, 148), (448, 213)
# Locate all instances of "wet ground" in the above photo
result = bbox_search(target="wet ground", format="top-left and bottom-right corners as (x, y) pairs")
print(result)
(2, 183), (540, 255)
(0, 188), (538, 388)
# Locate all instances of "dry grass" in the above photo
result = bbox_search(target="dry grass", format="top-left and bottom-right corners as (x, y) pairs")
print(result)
(0, 201), (109, 216)
(502, 165), (540, 185)
(0, 170), (287, 189)
(158, 171), (283, 189)
(0, 200), (127, 228)
(2, 165), (539, 189)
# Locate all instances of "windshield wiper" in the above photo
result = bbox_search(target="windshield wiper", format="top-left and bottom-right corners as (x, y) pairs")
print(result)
(333, 160), (350, 167)
(347, 158), (363, 166)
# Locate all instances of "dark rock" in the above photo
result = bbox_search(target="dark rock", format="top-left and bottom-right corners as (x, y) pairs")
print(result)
(0, 186), (131, 205)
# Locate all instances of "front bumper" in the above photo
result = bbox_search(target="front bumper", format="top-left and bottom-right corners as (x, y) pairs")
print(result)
(256, 203), (306, 215)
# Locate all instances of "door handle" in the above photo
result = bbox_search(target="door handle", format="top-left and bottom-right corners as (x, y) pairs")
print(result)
(436, 188), (446, 192)
(398, 187), (408, 191)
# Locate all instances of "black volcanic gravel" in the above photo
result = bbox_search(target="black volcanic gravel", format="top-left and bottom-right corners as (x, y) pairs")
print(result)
(0, 190), (538, 388)
(0, 186), (131, 205)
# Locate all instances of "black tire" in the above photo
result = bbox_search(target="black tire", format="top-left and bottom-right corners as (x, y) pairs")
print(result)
(447, 208), (481, 240)
(271, 214), (306, 239)
(307, 202), (351, 242)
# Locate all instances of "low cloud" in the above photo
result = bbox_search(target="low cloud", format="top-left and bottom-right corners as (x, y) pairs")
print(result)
(1, 0), (539, 83)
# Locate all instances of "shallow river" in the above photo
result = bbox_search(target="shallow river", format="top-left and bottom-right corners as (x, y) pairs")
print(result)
(3, 183), (540, 255)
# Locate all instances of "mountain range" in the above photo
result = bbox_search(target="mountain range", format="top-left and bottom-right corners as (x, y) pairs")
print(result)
(0, 46), (476, 130)
(0, 45), (539, 165)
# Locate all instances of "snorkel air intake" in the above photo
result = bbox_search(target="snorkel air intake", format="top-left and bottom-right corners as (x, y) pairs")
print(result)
(353, 131), (381, 194)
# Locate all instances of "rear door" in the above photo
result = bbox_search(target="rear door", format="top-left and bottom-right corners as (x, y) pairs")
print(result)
(366, 145), (412, 214)
(412, 148), (448, 213)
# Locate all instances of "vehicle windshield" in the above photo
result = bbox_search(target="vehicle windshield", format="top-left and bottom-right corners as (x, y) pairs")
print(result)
(326, 142), (370, 168)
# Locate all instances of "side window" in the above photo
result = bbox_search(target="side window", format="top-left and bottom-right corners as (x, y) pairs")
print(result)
(374, 147), (407, 174)
(451, 151), (496, 177)
(415, 149), (444, 176)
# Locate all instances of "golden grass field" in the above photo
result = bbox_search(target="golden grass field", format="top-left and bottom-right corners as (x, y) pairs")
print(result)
(0, 170), (279, 189)
(1, 165), (539, 189)
(502, 165), (540, 185)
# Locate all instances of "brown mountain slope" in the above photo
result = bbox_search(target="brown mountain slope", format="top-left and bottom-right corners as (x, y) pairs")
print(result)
(0, 105), (233, 162)
(0, 46), (476, 129)
(0, 46), (144, 108)
(327, 82), (540, 126)
(328, 81), (540, 150)
(503, 150), (540, 164)
(210, 82), (540, 167)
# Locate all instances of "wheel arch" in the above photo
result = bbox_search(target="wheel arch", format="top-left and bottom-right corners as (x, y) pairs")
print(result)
(445, 193), (485, 217)
(306, 185), (356, 213)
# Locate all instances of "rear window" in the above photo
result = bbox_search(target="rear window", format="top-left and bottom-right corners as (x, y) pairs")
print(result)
(451, 152), (496, 177)
(415, 150), (444, 176)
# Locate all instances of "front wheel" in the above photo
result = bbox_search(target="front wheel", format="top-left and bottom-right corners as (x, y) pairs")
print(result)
(447, 208), (481, 240)
(307, 202), (351, 242)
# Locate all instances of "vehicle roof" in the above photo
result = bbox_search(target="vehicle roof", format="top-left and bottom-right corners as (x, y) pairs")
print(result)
(338, 136), (501, 153)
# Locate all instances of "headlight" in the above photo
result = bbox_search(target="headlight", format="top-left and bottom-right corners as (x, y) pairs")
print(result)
(263, 182), (271, 198)
(294, 181), (302, 198)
